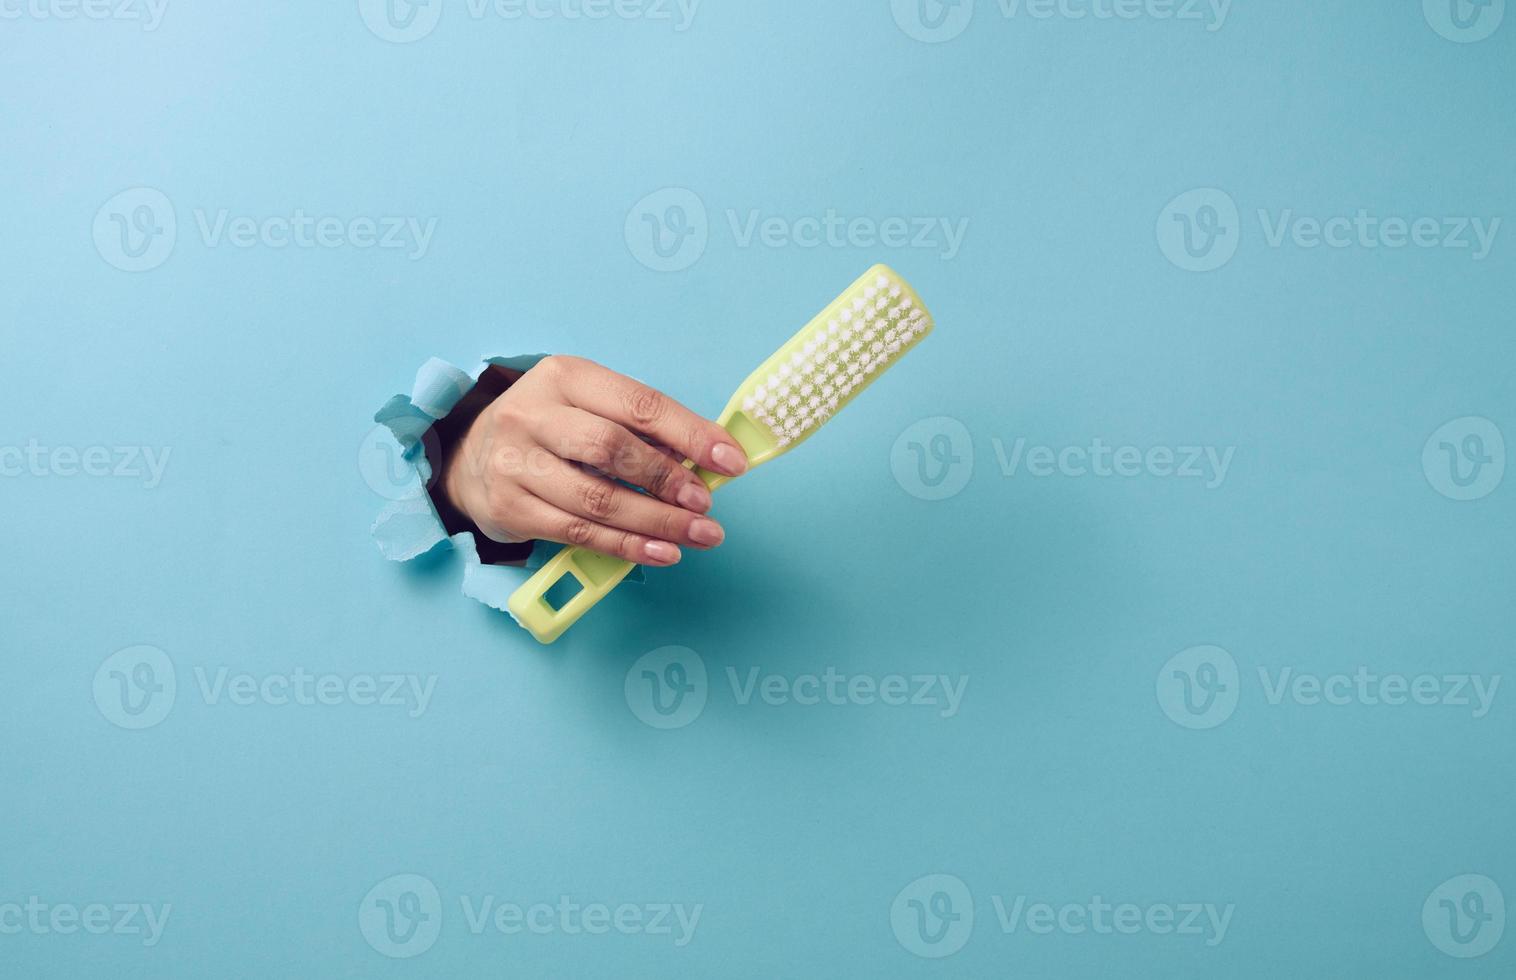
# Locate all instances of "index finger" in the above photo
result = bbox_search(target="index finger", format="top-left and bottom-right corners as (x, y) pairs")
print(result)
(553, 357), (748, 477)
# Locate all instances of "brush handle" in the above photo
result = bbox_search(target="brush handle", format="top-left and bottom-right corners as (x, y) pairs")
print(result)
(506, 465), (728, 644)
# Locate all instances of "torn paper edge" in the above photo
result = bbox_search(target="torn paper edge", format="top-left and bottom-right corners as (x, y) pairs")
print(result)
(369, 352), (643, 617)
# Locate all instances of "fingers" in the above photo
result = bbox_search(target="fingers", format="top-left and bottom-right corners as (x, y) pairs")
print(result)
(529, 457), (725, 552)
(508, 493), (684, 567)
(536, 406), (714, 514)
(544, 356), (749, 477)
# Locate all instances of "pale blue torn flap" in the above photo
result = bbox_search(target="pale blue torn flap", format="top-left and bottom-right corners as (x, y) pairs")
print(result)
(369, 353), (643, 613)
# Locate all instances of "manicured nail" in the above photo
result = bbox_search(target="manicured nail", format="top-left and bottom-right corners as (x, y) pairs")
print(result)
(711, 443), (748, 476)
(644, 541), (681, 564)
(689, 518), (724, 547)
(676, 482), (712, 513)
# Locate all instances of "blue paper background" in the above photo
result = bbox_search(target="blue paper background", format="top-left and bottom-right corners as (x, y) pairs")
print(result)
(2, 1), (1512, 976)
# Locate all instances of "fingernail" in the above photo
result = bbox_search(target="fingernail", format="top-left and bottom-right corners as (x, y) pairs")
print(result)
(689, 518), (724, 547)
(676, 482), (712, 513)
(711, 443), (748, 476)
(644, 541), (681, 564)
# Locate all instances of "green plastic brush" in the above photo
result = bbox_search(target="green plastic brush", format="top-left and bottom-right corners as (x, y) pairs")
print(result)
(507, 264), (935, 643)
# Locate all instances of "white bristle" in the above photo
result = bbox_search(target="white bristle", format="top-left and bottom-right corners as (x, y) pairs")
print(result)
(740, 272), (930, 447)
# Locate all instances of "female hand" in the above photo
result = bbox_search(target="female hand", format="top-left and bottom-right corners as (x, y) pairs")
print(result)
(442, 356), (748, 566)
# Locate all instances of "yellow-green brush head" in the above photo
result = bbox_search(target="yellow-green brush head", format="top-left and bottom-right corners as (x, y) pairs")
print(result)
(709, 264), (935, 473)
